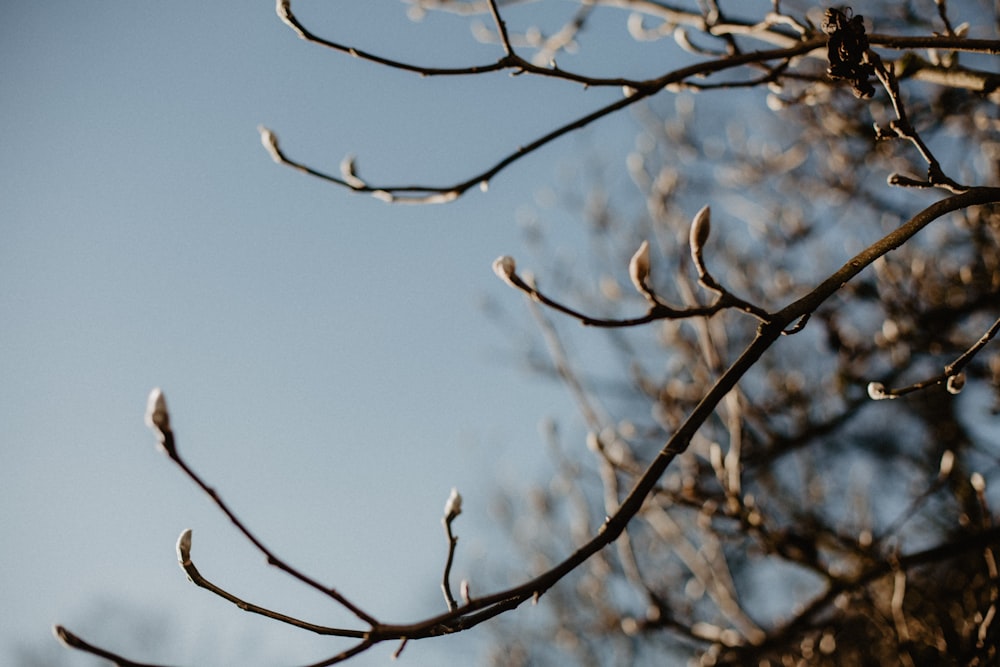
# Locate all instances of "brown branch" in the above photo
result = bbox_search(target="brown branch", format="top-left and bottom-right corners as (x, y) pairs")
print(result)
(868, 33), (1000, 54)
(259, 26), (826, 202)
(868, 49), (969, 193)
(56, 191), (1000, 665)
(175, 529), (366, 638)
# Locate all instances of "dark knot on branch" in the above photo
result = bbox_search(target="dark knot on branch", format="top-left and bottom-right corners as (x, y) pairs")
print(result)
(823, 7), (875, 98)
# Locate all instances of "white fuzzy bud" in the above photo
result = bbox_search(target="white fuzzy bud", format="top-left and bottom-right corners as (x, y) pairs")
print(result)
(276, 0), (291, 20)
(938, 450), (954, 479)
(492, 256), (517, 287)
(946, 372), (965, 395)
(145, 388), (170, 432)
(258, 126), (281, 163)
(339, 154), (365, 189)
(689, 205), (711, 265)
(444, 487), (463, 520)
(176, 528), (193, 566)
(460, 579), (471, 604)
(628, 241), (651, 296)
(971, 472), (986, 493)
(866, 382), (893, 400)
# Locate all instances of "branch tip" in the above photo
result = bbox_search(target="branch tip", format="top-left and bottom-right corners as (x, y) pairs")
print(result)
(444, 487), (463, 520)
(258, 126), (282, 163)
(867, 381), (893, 400)
(492, 255), (517, 287)
(689, 205), (712, 264)
(144, 387), (170, 432)
(176, 528), (193, 567)
(628, 240), (652, 297)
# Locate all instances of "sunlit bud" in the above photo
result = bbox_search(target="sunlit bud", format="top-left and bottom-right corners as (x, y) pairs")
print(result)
(52, 626), (74, 648)
(276, 0), (291, 19)
(492, 256), (517, 287)
(176, 528), (193, 566)
(689, 205), (711, 264)
(766, 94), (786, 111)
(479, 180), (489, 193)
(866, 382), (893, 400)
(258, 126), (281, 163)
(971, 472), (986, 493)
(339, 154), (365, 189)
(444, 487), (463, 520)
(460, 579), (471, 604)
(938, 450), (954, 479)
(628, 240), (651, 296)
(145, 388), (170, 432)
(622, 85), (638, 98)
(946, 372), (965, 395)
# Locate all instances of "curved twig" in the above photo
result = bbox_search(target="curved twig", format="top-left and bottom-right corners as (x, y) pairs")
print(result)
(57, 190), (1000, 666)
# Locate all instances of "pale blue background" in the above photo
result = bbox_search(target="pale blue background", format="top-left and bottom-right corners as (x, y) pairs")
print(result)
(0, 1), (643, 664)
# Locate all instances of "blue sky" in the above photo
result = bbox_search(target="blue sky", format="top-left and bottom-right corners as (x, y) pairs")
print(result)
(0, 2), (657, 664)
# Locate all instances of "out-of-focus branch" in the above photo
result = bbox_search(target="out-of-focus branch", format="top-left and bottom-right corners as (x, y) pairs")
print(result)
(868, 314), (1000, 400)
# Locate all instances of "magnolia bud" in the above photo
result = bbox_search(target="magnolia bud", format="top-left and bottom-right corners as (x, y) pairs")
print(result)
(945, 372), (965, 395)
(176, 528), (193, 567)
(938, 450), (954, 479)
(866, 382), (892, 400)
(689, 205), (711, 265)
(339, 154), (364, 189)
(258, 126), (281, 163)
(492, 256), (517, 287)
(971, 472), (986, 493)
(444, 487), (463, 520)
(145, 388), (170, 432)
(628, 241), (651, 296)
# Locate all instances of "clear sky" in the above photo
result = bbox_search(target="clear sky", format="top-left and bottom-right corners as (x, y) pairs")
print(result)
(0, 2), (654, 664)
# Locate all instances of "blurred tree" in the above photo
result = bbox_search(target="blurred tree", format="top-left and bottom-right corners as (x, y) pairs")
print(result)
(59, 1), (999, 665)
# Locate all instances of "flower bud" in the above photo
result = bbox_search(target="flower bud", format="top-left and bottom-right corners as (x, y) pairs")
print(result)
(971, 472), (986, 493)
(945, 372), (965, 395)
(689, 205), (711, 265)
(628, 241), (651, 296)
(145, 388), (170, 432)
(444, 487), (463, 520)
(258, 126), (281, 163)
(339, 154), (364, 189)
(866, 382), (892, 400)
(492, 256), (517, 287)
(176, 528), (193, 567)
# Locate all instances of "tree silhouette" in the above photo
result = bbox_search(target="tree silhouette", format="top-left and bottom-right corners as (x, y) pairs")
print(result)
(58, 1), (999, 665)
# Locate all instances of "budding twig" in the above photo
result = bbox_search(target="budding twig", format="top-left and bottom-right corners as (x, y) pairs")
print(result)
(867, 314), (1000, 400)
(441, 488), (463, 612)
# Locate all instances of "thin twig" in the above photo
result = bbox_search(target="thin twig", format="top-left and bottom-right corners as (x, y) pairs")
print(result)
(165, 438), (378, 626)
(869, 314), (1000, 399)
(176, 530), (366, 638)
(441, 515), (460, 612)
(56, 189), (1000, 665)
